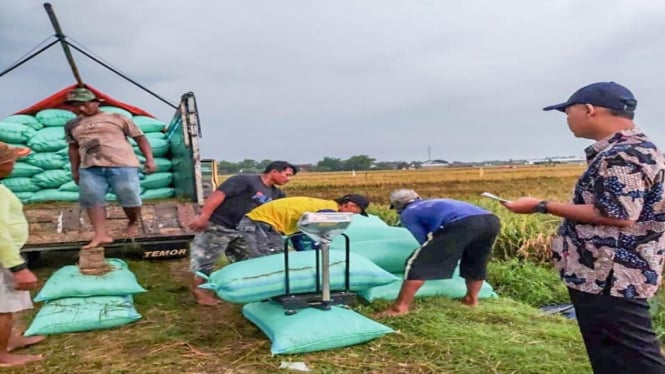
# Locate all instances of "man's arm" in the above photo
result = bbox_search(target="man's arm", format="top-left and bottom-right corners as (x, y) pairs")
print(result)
(68, 143), (81, 184)
(546, 202), (634, 227)
(189, 190), (226, 231)
(505, 154), (644, 228)
(503, 198), (635, 227)
(133, 135), (156, 174)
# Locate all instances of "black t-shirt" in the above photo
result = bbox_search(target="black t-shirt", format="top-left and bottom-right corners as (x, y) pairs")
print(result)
(209, 174), (285, 228)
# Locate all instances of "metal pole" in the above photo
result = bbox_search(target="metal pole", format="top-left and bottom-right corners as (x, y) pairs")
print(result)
(320, 241), (331, 309)
(43, 2), (84, 87)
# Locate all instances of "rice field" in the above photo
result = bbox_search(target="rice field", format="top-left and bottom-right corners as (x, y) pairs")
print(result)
(6, 164), (599, 374)
(225, 164), (585, 264)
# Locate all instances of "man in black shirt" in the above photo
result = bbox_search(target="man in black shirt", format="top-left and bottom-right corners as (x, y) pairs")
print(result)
(188, 161), (298, 305)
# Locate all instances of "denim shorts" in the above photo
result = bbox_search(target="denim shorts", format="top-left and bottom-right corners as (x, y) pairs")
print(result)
(79, 166), (142, 208)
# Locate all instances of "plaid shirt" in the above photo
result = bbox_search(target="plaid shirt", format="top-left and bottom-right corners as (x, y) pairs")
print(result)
(552, 128), (665, 298)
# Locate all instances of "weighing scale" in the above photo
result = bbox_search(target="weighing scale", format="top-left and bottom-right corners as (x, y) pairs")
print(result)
(272, 212), (357, 315)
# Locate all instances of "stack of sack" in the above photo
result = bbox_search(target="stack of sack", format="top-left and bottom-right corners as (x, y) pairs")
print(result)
(328, 215), (498, 302)
(197, 250), (398, 355)
(24, 259), (146, 336)
(0, 107), (176, 204)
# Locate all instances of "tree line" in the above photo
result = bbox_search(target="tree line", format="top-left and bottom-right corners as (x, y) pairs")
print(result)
(215, 155), (435, 174)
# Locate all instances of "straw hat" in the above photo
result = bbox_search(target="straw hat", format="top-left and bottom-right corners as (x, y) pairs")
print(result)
(0, 142), (31, 165)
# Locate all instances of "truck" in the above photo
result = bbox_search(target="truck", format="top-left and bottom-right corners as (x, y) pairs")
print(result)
(0, 3), (214, 260)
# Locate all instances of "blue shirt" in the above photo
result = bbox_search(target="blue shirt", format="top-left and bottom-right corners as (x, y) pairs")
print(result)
(399, 199), (491, 244)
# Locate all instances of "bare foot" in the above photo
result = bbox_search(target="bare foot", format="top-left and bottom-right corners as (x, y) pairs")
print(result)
(8, 334), (45, 352)
(127, 222), (139, 239)
(192, 288), (221, 306)
(372, 306), (410, 318)
(82, 235), (113, 249)
(0, 353), (44, 367)
(461, 295), (479, 307)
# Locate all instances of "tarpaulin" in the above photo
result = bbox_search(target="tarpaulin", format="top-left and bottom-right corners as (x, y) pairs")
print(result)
(14, 83), (155, 117)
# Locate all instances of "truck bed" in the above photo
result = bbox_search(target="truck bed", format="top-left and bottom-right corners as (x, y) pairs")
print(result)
(23, 201), (200, 252)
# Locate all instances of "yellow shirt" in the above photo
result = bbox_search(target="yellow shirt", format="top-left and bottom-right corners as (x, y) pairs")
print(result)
(0, 185), (28, 268)
(246, 197), (338, 235)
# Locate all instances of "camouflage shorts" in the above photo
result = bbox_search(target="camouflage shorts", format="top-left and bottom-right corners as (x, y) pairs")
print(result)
(236, 217), (285, 259)
(190, 223), (248, 275)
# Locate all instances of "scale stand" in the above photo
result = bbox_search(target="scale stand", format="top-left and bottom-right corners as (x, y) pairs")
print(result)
(272, 212), (357, 315)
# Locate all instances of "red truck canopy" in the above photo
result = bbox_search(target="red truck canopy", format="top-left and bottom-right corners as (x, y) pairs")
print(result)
(15, 83), (155, 118)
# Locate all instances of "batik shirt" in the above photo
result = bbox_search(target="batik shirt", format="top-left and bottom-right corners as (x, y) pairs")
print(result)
(551, 128), (665, 298)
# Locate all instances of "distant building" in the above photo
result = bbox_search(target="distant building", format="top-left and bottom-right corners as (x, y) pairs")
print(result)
(526, 156), (585, 165)
(420, 160), (449, 168)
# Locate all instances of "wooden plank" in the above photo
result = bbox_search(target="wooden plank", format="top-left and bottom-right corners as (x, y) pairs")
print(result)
(24, 201), (199, 248)
(154, 206), (179, 229)
(140, 205), (159, 235)
(24, 209), (61, 223)
(176, 203), (197, 233)
(61, 206), (81, 231)
(106, 205), (127, 219)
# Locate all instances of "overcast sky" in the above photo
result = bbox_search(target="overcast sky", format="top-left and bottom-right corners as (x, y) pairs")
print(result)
(2, 1), (665, 163)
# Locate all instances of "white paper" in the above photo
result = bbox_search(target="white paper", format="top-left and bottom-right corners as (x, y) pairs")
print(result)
(480, 192), (511, 203)
(279, 362), (311, 372)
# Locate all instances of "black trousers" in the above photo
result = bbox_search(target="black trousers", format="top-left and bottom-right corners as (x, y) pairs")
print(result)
(569, 287), (665, 374)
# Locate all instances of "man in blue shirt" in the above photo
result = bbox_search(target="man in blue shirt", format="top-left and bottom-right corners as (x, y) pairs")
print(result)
(375, 189), (500, 317)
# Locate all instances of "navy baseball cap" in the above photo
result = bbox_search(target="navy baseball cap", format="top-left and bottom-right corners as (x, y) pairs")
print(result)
(542, 82), (637, 113)
(335, 194), (370, 216)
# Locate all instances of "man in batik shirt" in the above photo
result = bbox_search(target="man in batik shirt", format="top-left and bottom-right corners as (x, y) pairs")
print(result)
(503, 82), (665, 374)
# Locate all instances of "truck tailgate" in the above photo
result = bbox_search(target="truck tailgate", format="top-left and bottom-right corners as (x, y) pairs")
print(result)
(23, 201), (200, 252)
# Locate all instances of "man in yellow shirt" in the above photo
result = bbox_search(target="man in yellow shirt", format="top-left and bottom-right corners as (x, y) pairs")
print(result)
(237, 194), (370, 258)
(0, 142), (44, 367)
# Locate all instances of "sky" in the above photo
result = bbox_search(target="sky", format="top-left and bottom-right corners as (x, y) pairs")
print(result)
(2, 1), (665, 164)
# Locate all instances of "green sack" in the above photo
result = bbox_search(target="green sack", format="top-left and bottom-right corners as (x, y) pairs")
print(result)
(198, 251), (399, 304)
(0, 122), (37, 144)
(59, 180), (79, 192)
(30, 189), (79, 203)
(141, 187), (175, 200)
(28, 127), (68, 152)
(24, 152), (68, 170)
(358, 270), (498, 302)
(133, 138), (169, 157)
(13, 191), (34, 202)
(243, 301), (393, 355)
(2, 115), (43, 130)
(32, 170), (71, 189)
(329, 215), (419, 273)
(34, 259), (146, 302)
(24, 295), (141, 336)
(145, 132), (166, 140)
(8, 162), (43, 178)
(153, 157), (173, 172)
(140, 172), (173, 189)
(100, 106), (132, 119)
(132, 116), (166, 133)
(1, 177), (41, 193)
(35, 109), (76, 127)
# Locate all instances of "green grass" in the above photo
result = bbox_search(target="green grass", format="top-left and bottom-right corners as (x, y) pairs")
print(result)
(4, 253), (593, 374)
(487, 259), (569, 307)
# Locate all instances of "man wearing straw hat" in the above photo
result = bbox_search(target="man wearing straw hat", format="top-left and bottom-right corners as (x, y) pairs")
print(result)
(0, 142), (45, 367)
(64, 87), (157, 249)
